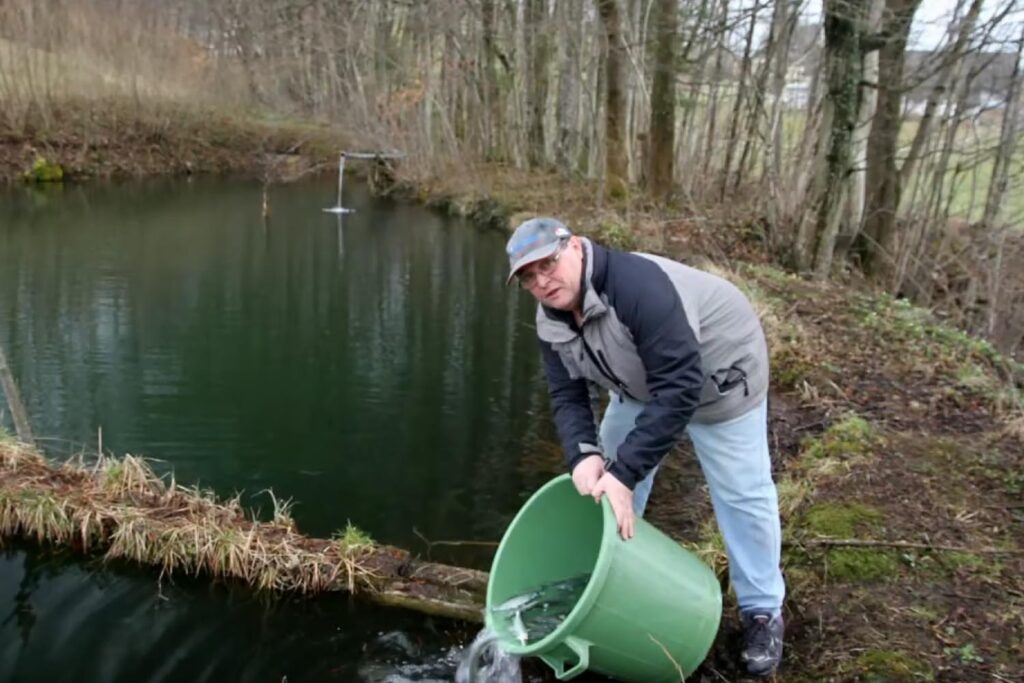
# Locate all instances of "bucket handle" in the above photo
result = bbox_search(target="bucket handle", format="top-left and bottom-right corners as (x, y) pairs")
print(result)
(540, 636), (591, 680)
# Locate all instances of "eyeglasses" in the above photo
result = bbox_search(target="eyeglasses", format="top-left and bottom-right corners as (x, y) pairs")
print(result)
(518, 241), (568, 289)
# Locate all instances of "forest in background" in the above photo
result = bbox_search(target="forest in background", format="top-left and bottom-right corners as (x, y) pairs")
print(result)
(1, 0), (1022, 354)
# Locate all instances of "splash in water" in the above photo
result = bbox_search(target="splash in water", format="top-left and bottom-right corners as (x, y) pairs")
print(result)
(455, 574), (591, 682)
(454, 628), (522, 683)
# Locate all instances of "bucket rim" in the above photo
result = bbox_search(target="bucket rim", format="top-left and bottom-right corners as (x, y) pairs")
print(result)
(485, 473), (618, 656)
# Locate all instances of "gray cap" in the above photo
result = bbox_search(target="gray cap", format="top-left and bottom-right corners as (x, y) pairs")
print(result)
(505, 217), (572, 284)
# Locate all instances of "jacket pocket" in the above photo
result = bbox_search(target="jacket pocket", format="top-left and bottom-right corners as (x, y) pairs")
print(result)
(555, 343), (585, 380)
(698, 358), (751, 407)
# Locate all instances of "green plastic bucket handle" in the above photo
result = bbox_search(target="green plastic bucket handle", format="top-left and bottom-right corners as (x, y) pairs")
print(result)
(540, 636), (591, 680)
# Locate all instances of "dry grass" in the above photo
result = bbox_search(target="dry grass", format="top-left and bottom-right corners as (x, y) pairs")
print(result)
(0, 441), (486, 620)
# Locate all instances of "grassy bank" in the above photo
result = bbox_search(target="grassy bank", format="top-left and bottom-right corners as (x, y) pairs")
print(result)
(0, 438), (486, 622)
(1, 97), (346, 184)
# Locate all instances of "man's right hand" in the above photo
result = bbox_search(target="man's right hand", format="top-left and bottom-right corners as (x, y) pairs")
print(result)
(571, 455), (606, 496)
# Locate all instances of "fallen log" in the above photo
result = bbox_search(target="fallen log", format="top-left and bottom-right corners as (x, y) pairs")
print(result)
(0, 440), (487, 622)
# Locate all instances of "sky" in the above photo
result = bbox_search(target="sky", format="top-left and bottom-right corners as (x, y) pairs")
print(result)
(800, 0), (1024, 51)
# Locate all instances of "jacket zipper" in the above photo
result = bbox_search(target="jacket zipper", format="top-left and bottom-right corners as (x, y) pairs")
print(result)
(579, 337), (636, 401)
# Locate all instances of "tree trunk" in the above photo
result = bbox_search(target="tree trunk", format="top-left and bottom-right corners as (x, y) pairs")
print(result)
(981, 27), (1022, 336)
(898, 0), (982, 192)
(762, 0), (798, 236)
(596, 0), (629, 197)
(555, 0), (581, 176)
(720, 0), (761, 199)
(860, 0), (922, 277)
(701, 0), (729, 184)
(648, 0), (677, 200)
(838, 0), (884, 260)
(799, 0), (869, 277)
(981, 24), (1023, 231)
(525, 0), (549, 168)
(480, 0), (500, 158)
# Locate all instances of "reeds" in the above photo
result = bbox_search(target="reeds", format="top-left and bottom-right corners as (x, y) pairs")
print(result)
(0, 440), (486, 621)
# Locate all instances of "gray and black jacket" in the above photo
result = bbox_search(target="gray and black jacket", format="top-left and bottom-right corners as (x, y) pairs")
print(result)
(538, 239), (769, 490)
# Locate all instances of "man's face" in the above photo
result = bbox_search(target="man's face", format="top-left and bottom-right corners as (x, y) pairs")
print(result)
(518, 237), (584, 310)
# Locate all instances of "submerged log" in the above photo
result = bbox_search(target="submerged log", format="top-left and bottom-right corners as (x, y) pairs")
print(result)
(0, 441), (487, 622)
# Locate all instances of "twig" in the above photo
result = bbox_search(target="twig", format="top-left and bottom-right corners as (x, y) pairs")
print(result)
(794, 538), (1023, 554)
(705, 664), (731, 683)
(413, 527), (499, 557)
(648, 634), (686, 682)
(0, 343), (34, 445)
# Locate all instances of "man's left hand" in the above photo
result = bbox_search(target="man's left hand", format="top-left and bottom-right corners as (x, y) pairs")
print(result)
(591, 472), (636, 540)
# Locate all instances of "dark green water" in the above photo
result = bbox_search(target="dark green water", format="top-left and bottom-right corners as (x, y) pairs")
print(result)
(0, 177), (560, 682)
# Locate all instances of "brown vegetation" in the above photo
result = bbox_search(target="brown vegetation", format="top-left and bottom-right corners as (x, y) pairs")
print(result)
(0, 439), (486, 622)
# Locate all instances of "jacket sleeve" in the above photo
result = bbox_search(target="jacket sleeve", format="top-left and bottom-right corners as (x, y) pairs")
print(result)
(606, 266), (704, 490)
(540, 339), (602, 471)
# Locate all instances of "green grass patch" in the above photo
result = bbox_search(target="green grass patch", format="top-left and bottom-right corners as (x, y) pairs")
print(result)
(594, 220), (635, 250)
(943, 642), (986, 665)
(937, 548), (999, 577)
(23, 156), (64, 182)
(857, 293), (1024, 407)
(827, 548), (900, 582)
(802, 502), (885, 538)
(333, 521), (374, 550)
(802, 414), (881, 462)
(849, 649), (934, 682)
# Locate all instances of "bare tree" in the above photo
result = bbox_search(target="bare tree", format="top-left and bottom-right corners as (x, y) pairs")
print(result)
(797, 0), (872, 277)
(860, 0), (924, 277)
(647, 0), (677, 199)
(596, 0), (629, 197)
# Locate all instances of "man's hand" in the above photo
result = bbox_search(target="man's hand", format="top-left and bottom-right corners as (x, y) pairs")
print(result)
(591, 472), (636, 540)
(571, 455), (605, 496)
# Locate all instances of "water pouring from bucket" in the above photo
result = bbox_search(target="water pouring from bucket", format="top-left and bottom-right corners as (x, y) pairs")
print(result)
(483, 474), (722, 682)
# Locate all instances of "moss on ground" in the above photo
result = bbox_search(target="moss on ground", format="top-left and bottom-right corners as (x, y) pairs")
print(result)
(803, 415), (881, 461)
(849, 649), (934, 682)
(827, 548), (900, 582)
(802, 502), (885, 538)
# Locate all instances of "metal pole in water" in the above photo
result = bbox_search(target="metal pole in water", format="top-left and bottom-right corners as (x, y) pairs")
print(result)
(337, 153), (346, 208)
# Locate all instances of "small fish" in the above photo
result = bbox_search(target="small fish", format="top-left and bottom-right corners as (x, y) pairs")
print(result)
(512, 609), (529, 646)
(492, 591), (541, 613)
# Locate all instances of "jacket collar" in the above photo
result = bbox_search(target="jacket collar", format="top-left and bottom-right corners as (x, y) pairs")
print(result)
(578, 238), (608, 322)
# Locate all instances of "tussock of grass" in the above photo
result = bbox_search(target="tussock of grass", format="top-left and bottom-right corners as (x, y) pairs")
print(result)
(0, 440), (486, 620)
(801, 414), (881, 464)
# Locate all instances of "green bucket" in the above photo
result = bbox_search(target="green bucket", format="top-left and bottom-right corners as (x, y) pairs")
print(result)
(485, 474), (722, 681)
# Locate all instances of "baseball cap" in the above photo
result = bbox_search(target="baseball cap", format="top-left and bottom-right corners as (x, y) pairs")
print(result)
(505, 217), (572, 285)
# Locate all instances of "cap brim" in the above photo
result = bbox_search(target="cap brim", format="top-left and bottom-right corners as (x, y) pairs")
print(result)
(506, 241), (562, 285)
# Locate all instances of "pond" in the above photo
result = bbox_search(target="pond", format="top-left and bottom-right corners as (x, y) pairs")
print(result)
(0, 176), (561, 682)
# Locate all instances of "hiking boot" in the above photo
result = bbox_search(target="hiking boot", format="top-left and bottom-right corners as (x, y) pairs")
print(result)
(741, 611), (783, 677)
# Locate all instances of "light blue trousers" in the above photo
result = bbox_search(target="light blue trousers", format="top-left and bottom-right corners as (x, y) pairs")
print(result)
(599, 394), (785, 615)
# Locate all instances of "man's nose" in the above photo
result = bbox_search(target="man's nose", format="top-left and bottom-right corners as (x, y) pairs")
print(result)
(532, 269), (556, 287)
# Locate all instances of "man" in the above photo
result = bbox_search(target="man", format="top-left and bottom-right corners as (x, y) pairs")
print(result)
(505, 217), (785, 677)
